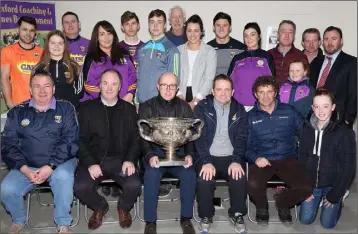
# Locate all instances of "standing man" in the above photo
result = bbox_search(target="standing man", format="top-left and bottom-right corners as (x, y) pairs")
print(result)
(301, 28), (323, 63)
(246, 76), (311, 226)
(194, 74), (248, 234)
(309, 26), (357, 129)
(62, 11), (89, 70)
(207, 12), (246, 76)
(74, 69), (141, 231)
(1, 70), (79, 234)
(139, 73), (196, 234)
(135, 9), (180, 106)
(119, 11), (145, 72)
(1, 16), (43, 108)
(165, 5), (186, 46)
(269, 20), (307, 85)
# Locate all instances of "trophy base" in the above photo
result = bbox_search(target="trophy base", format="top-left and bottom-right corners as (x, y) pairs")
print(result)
(158, 160), (186, 167)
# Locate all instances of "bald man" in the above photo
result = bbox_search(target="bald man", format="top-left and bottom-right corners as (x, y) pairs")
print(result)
(138, 72), (196, 234)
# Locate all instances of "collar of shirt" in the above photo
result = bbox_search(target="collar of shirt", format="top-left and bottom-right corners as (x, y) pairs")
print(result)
(326, 49), (341, 64)
(29, 97), (56, 111)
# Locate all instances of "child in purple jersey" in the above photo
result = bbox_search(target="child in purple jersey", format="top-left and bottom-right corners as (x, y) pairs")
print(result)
(119, 11), (144, 72)
(279, 59), (315, 119)
(62, 11), (89, 70)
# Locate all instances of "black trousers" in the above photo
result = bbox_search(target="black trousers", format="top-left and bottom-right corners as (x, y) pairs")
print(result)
(74, 157), (142, 212)
(247, 157), (311, 209)
(196, 156), (247, 218)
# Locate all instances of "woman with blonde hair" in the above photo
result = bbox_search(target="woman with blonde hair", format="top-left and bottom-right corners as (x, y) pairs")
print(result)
(32, 30), (83, 108)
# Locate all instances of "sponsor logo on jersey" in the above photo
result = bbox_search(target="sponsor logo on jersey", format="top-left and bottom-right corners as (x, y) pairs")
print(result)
(55, 115), (62, 123)
(70, 54), (85, 65)
(17, 61), (37, 75)
(21, 118), (30, 126)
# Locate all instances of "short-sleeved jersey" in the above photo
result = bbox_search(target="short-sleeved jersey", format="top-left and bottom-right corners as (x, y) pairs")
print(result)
(1, 43), (43, 105)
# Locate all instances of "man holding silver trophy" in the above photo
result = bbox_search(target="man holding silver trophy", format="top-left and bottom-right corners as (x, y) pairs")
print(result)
(138, 72), (203, 234)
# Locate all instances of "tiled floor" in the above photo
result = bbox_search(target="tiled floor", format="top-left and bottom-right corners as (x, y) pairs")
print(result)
(0, 169), (356, 233)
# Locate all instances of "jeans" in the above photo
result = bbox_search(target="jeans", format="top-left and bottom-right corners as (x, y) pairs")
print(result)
(143, 162), (196, 222)
(299, 187), (343, 229)
(0, 158), (77, 225)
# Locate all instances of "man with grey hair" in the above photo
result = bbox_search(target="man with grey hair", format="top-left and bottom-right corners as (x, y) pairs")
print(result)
(268, 20), (307, 84)
(165, 5), (186, 46)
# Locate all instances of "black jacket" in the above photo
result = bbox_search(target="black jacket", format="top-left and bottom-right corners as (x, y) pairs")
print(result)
(298, 111), (356, 203)
(193, 95), (248, 165)
(138, 95), (195, 163)
(33, 59), (84, 109)
(309, 51), (357, 127)
(78, 98), (140, 168)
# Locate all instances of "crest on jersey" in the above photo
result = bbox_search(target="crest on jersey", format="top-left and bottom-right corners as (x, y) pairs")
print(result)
(21, 118), (30, 127)
(230, 51), (236, 58)
(129, 49), (136, 56)
(257, 60), (264, 67)
(55, 115), (62, 123)
(80, 46), (86, 52)
(34, 52), (39, 57)
(157, 52), (162, 57)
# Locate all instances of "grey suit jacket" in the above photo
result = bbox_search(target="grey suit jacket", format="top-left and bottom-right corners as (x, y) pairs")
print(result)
(177, 41), (217, 99)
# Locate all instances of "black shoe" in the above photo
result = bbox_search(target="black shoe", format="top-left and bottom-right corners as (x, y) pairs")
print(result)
(111, 185), (121, 197)
(273, 191), (292, 224)
(101, 185), (111, 196)
(256, 208), (269, 226)
(229, 213), (247, 233)
(144, 222), (157, 234)
(180, 218), (195, 234)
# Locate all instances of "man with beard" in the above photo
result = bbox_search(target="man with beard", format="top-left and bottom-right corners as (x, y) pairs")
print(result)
(309, 26), (357, 129)
(1, 16), (43, 108)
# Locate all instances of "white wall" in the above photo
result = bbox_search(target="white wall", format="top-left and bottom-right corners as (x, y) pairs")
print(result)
(53, 1), (357, 56)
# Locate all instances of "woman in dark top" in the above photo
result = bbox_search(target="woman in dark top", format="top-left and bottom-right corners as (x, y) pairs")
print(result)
(32, 30), (83, 109)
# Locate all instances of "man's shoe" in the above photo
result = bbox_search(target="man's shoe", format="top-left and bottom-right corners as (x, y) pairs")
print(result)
(198, 217), (212, 233)
(8, 223), (24, 234)
(273, 192), (292, 224)
(88, 205), (109, 230)
(180, 219), (195, 234)
(111, 186), (121, 197)
(256, 208), (269, 226)
(56, 225), (72, 233)
(144, 222), (157, 234)
(230, 213), (247, 234)
(117, 208), (132, 229)
(101, 185), (111, 196)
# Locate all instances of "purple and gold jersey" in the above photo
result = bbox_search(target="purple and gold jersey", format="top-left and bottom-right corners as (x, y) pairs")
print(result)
(119, 40), (144, 72)
(67, 35), (89, 70)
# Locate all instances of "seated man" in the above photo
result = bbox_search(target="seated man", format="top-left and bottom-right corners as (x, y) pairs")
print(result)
(138, 72), (196, 234)
(1, 70), (79, 234)
(246, 76), (311, 226)
(74, 69), (141, 230)
(194, 74), (248, 234)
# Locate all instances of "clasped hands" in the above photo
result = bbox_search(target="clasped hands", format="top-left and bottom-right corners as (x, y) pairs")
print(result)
(88, 161), (136, 180)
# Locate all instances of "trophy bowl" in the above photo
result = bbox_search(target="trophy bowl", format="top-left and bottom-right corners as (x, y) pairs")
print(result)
(138, 117), (204, 167)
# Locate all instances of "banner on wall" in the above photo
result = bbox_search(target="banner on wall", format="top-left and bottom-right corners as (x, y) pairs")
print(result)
(0, 1), (56, 48)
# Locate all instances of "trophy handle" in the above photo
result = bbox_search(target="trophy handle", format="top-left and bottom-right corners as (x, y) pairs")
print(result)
(188, 119), (204, 142)
(137, 119), (154, 142)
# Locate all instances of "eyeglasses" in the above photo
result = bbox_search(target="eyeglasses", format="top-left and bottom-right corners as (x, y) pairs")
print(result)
(159, 84), (178, 90)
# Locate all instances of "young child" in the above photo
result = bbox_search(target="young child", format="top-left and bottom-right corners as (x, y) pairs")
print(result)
(298, 88), (356, 229)
(279, 59), (315, 119)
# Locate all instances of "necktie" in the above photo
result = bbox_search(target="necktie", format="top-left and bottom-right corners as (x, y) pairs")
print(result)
(317, 56), (332, 88)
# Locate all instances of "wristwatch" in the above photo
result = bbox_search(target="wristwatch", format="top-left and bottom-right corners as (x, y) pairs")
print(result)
(48, 163), (57, 170)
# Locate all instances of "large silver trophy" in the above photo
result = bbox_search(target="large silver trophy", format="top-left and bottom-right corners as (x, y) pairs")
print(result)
(138, 117), (204, 167)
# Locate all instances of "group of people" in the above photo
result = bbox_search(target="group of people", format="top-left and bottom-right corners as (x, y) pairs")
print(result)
(0, 5), (357, 234)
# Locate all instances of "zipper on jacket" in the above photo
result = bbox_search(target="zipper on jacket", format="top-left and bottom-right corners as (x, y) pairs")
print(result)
(99, 105), (110, 166)
(150, 41), (155, 59)
(228, 115), (241, 129)
(56, 60), (59, 78)
(204, 112), (215, 124)
(315, 130), (322, 187)
(280, 58), (284, 82)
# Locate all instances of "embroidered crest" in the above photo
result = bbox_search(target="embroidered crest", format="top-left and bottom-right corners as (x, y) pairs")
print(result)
(257, 60), (264, 67)
(157, 52), (162, 57)
(80, 46), (86, 52)
(230, 51), (236, 58)
(232, 113), (237, 121)
(64, 72), (70, 79)
(54, 115), (62, 123)
(129, 49), (136, 56)
(21, 118), (30, 127)
(298, 89), (304, 95)
(34, 52), (39, 57)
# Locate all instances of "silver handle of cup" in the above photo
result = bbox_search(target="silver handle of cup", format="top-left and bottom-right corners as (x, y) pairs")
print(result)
(188, 119), (204, 142)
(137, 119), (154, 142)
